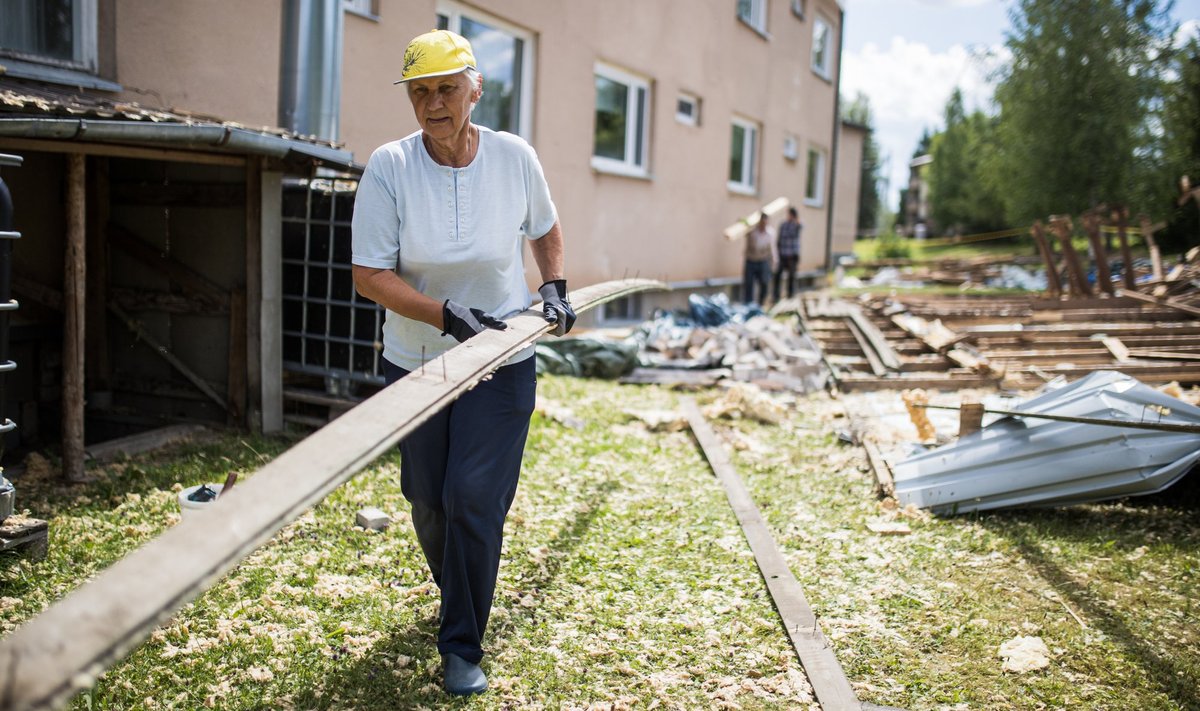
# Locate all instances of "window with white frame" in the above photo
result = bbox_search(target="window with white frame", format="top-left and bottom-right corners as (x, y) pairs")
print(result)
(592, 63), (650, 176)
(343, 0), (378, 19)
(812, 15), (833, 80)
(436, 1), (534, 140)
(0, 0), (96, 72)
(728, 117), (759, 193)
(805, 147), (826, 206)
(676, 93), (700, 126)
(736, 0), (769, 33)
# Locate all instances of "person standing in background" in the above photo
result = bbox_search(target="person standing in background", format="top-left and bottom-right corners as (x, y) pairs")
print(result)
(773, 207), (802, 302)
(743, 213), (775, 306)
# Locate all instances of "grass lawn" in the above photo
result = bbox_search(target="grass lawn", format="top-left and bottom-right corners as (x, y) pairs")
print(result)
(851, 234), (1150, 265)
(2, 375), (1197, 709)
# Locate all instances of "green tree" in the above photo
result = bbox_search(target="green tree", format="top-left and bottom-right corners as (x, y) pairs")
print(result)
(1158, 37), (1200, 251)
(994, 0), (1176, 224)
(929, 89), (1009, 234)
(842, 92), (883, 235)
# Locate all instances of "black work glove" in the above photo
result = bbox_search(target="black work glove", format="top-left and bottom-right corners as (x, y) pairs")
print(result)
(538, 279), (576, 336)
(442, 299), (507, 343)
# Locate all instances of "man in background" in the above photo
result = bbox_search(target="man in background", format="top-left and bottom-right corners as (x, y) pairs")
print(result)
(773, 207), (802, 303)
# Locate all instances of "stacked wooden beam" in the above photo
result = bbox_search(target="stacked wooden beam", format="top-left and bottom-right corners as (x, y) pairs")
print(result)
(799, 291), (1200, 391)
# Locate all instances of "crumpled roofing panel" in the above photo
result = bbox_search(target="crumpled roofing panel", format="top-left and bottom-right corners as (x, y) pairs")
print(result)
(893, 370), (1200, 514)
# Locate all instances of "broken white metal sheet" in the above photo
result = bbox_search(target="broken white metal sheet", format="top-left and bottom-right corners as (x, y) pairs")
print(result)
(893, 371), (1200, 514)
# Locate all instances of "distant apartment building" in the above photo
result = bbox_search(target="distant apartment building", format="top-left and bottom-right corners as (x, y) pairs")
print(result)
(0, 0), (857, 453)
(905, 153), (933, 238)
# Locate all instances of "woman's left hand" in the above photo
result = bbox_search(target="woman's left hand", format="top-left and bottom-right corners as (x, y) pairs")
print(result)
(538, 280), (576, 337)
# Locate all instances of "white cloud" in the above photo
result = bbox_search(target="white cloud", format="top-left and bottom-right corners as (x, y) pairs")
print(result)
(1176, 19), (1199, 46)
(841, 36), (1008, 207)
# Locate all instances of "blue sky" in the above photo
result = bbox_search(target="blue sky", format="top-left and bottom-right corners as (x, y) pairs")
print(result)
(840, 0), (1200, 210)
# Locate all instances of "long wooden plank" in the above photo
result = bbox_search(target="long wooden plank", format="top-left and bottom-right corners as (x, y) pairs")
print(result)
(0, 278), (663, 711)
(1119, 288), (1200, 319)
(681, 399), (861, 710)
(1049, 217), (1092, 297)
(845, 316), (888, 376)
(1029, 221), (1063, 297)
(846, 307), (901, 371)
(1082, 212), (1114, 295)
(863, 441), (895, 498)
(722, 196), (790, 241)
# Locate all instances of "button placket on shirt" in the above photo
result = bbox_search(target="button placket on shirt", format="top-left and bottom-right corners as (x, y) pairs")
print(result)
(446, 168), (455, 240)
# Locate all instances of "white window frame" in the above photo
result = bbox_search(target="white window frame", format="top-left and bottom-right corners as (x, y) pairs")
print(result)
(791, 0), (806, 19)
(728, 116), (760, 195)
(676, 92), (700, 126)
(812, 15), (833, 81)
(805, 146), (827, 207)
(736, 0), (769, 34)
(0, 0), (97, 73)
(436, 0), (535, 141)
(343, 0), (379, 20)
(591, 62), (652, 178)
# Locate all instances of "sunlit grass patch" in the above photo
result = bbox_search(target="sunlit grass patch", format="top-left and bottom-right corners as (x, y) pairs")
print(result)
(3, 376), (1195, 709)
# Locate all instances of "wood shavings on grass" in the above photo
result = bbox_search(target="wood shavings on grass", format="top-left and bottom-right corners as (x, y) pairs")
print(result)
(998, 635), (1052, 673)
(703, 382), (786, 424)
(6, 376), (1198, 710)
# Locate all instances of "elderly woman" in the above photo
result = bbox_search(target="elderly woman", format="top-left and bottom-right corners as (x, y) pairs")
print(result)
(351, 29), (574, 696)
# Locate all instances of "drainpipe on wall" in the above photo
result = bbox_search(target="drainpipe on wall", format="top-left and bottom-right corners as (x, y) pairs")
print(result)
(279, 0), (344, 141)
(823, 7), (845, 275)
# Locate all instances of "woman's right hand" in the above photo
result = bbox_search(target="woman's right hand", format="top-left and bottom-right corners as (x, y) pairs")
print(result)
(442, 300), (508, 343)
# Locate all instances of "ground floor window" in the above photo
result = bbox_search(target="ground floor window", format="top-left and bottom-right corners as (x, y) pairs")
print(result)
(805, 147), (826, 206)
(592, 62), (651, 177)
(728, 117), (759, 194)
(436, 0), (533, 140)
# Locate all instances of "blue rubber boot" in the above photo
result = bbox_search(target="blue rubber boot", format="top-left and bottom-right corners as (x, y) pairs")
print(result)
(443, 653), (487, 696)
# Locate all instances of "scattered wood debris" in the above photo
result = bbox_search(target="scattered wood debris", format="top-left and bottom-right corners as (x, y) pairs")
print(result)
(703, 382), (788, 424)
(865, 521), (911, 536)
(998, 635), (1051, 673)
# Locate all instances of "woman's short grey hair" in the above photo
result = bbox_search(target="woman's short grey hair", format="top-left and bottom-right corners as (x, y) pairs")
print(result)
(464, 67), (483, 98)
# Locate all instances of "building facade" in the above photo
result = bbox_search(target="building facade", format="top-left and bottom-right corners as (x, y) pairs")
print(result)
(0, 0), (855, 455)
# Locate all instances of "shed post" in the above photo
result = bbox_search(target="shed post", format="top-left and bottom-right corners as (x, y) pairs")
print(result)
(63, 154), (87, 482)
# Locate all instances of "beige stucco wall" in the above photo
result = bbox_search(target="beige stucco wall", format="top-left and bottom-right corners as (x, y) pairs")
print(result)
(340, 0), (843, 287)
(107, 0), (844, 288)
(114, 0), (281, 128)
(833, 122), (865, 260)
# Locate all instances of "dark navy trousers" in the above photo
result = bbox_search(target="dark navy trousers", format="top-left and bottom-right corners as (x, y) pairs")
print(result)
(382, 355), (536, 664)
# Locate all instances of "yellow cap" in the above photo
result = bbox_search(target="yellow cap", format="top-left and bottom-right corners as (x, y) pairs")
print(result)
(394, 29), (477, 84)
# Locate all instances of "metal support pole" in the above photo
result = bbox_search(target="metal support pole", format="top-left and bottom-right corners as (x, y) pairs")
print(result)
(0, 152), (23, 521)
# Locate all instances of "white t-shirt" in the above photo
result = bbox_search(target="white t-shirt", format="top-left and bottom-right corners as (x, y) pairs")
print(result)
(351, 126), (558, 371)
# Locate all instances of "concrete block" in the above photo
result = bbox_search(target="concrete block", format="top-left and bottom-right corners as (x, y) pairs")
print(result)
(355, 507), (391, 531)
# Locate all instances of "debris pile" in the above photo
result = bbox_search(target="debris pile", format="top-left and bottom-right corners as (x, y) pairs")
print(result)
(623, 294), (827, 392)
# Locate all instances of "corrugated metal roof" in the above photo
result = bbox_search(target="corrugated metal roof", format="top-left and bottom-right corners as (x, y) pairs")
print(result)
(893, 371), (1200, 514)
